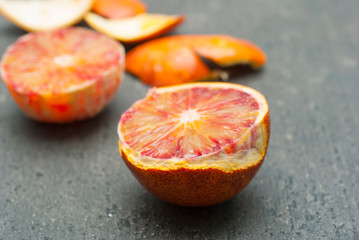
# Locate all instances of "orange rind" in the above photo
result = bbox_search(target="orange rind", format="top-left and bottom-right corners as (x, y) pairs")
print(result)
(0, 27), (125, 123)
(126, 35), (267, 86)
(118, 82), (270, 206)
(84, 12), (185, 43)
(92, 0), (147, 19)
(0, 0), (94, 32)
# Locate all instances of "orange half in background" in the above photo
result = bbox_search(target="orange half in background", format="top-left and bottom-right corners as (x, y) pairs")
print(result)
(0, 27), (125, 123)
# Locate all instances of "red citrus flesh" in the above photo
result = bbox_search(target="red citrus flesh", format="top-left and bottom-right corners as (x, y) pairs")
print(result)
(0, 27), (125, 123)
(121, 86), (260, 159)
(118, 82), (270, 206)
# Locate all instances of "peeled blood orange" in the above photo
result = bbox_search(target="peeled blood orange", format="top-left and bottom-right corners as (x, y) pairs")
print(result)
(118, 82), (270, 207)
(0, 27), (125, 123)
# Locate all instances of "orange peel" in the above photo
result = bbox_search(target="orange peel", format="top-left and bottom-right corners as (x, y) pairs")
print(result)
(0, 0), (94, 32)
(92, 0), (147, 19)
(126, 35), (266, 86)
(84, 12), (185, 43)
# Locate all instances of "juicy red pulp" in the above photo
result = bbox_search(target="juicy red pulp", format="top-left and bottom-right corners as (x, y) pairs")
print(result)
(120, 87), (260, 159)
(2, 28), (122, 94)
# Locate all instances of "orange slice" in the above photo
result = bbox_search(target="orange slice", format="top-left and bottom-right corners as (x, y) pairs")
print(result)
(84, 12), (185, 43)
(0, 27), (125, 123)
(126, 35), (266, 86)
(118, 82), (270, 206)
(92, 0), (147, 19)
(0, 0), (94, 32)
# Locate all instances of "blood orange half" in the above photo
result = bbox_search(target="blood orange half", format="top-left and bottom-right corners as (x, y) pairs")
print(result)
(0, 27), (125, 123)
(118, 82), (270, 206)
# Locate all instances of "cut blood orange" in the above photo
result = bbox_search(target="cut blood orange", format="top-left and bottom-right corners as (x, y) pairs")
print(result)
(84, 12), (185, 43)
(118, 82), (270, 207)
(0, 27), (125, 123)
(0, 0), (94, 32)
(126, 35), (266, 86)
(92, 0), (147, 19)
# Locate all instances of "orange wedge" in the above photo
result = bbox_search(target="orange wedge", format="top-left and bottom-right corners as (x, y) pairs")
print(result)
(118, 82), (270, 206)
(84, 12), (185, 43)
(126, 35), (266, 86)
(92, 0), (147, 19)
(0, 0), (94, 32)
(0, 27), (125, 123)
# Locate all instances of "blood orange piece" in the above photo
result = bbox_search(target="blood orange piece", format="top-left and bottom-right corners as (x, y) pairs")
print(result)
(0, 27), (125, 123)
(126, 35), (266, 86)
(189, 35), (266, 68)
(85, 12), (185, 44)
(0, 0), (93, 32)
(118, 82), (270, 206)
(92, 0), (147, 19)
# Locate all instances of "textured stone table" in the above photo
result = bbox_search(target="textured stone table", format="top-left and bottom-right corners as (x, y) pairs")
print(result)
(0, 0), (358, 239)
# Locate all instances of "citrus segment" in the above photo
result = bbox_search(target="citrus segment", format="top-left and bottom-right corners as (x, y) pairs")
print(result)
(1, 27), (125, 123)
(118, 82), (270, 206)
(92, 0), (146, 19)
(125, 35), (266, 86)
(85, 12), (185, 43)
(0, 0), (94, 32)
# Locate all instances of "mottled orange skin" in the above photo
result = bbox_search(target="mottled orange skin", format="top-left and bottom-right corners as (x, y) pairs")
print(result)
(126, 35), (267, 87)
(119, 112), (270, 207)
(92, 0), (147, 19)
(6, 73), (122, 123)
(189, 35), (266, 68)
(126, 42), (211, 86)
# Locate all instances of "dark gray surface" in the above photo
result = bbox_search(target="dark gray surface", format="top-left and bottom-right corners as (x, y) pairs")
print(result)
(0, 0), (358, 239)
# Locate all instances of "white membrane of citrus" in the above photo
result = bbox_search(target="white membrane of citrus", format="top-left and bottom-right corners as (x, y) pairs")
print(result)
(0, 0), (93, 31)
(53, 54), (75, 67)
(84, 12), (181, 41)
(179, 109), (200, 124)
(118, 83), (269, 172)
